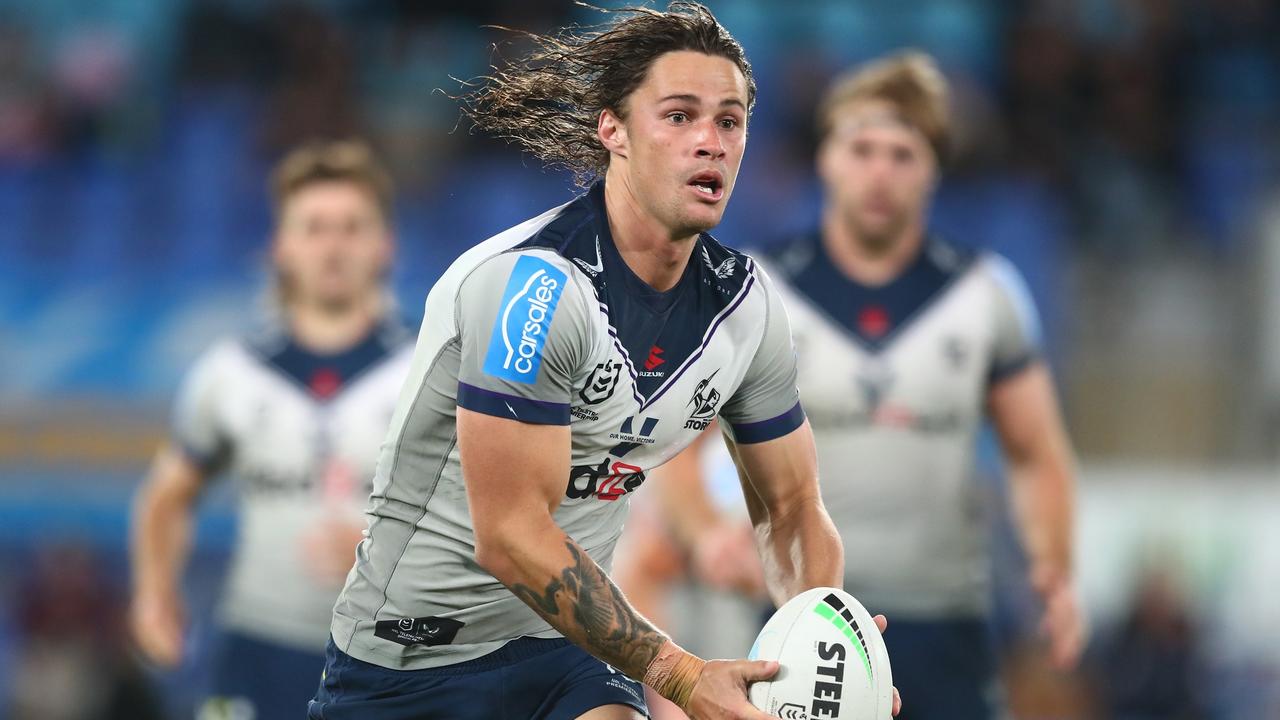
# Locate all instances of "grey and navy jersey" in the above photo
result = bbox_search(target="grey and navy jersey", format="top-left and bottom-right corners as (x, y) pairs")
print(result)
(331, 182), (803, 670)
(762, 234), (1041, 619)
(171, 321), (413, 651)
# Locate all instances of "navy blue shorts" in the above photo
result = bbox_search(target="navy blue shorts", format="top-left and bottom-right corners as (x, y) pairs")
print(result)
(880, 617), (998, 720)
(199, 630), (327, 720)
(308, 636), (649, 720)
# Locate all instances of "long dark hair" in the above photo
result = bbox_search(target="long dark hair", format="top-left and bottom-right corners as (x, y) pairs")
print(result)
(461, 2), (755, 184)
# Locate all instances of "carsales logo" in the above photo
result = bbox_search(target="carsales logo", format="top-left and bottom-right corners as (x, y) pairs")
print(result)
(484, 255), (567, 384)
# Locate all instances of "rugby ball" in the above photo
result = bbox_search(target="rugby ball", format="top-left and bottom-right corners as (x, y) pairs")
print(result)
(747, 587), (893, 720)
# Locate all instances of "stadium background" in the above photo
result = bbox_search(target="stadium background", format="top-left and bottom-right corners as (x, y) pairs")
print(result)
(1, 0), (1278, 717)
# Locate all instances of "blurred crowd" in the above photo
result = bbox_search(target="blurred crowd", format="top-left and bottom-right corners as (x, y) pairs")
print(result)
(2, 0), (1279, 718)
(3, 0), (1278, 281)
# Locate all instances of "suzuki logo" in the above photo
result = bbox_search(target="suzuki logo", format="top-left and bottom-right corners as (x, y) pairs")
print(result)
(645, 346), (665, 370)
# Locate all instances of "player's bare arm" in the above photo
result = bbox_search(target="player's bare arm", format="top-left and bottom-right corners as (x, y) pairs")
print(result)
(649, 431), (718, 547)
(460, 409), (665, 675)
(728, 422), (903, 715)
(460, 408), (779, 719)
(988, 361), (1084, 669)
(723, 421), (842, 604)
(650, 428), (764, 594)
(129, 444), (204, 666)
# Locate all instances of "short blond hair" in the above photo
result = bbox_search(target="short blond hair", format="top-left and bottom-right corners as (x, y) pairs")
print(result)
(816, 50), (950, 163)
(270, 139), (394, 222)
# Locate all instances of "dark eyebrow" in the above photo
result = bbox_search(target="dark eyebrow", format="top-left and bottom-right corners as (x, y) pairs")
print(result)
(658, 94), (747, 111)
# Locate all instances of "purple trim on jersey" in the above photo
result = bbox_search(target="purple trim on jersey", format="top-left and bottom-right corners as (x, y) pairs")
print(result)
(174, 437), (226, 474)
(988, 352), (1038, 386)
(599, 301), (645, 406)
(640, 260), (758, 411)
(457, 382), (570, 425)
(729, 401), (805, 444)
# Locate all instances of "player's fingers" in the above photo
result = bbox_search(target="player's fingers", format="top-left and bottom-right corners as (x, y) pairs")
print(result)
(893, 686), (902, 716)
(1051, 616), (1085, 670)
(154, 614), (184, 660)
(738, 702), (780, 720)
(872, 613), (889, 633)
(1053, 635), (1082, 670)
(1029, 564), (1056, 594)
(137, 625), (182, 667)
(156, 635), (184, 667)
(1040, 601), (1084, 670)
(130, 601), (177, 665)
(735, 659), (780, 684)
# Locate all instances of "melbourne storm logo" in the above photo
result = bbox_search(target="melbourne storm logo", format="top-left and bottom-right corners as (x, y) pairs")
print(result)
(684, 370), (722, 430)
(701, 244), (736, 279)
(855, 360), (894, 411)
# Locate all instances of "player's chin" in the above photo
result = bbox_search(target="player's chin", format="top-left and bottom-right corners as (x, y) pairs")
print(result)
(678, 202), (726, 234)
(314, 288), (361, 311)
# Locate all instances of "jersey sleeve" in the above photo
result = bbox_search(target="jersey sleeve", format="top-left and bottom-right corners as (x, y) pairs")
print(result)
(985, 254), (1044, 385)
(454, 251), (591, 425)
(170, 343), (232, 475)
(718, 264), (805, 444)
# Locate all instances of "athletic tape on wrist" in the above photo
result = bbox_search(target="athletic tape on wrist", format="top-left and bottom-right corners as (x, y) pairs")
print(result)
(643, 639), (706, 710)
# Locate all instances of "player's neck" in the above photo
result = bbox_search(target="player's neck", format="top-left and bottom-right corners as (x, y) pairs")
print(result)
(287, 294), (381, 354)
(602, 173), (696, 293)
(821, 209), (925, 287)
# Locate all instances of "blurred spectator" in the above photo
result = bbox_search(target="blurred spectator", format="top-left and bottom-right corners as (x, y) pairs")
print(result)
(1092, 565), (1209, 720)
(51, 24), (135, 154)
(5, 544), (162, 720)
(260, 2), (361, 153)
(0, 19), (59, 161)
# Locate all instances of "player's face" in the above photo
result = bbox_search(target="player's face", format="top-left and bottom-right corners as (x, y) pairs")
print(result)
(818, 100), (937, 252)
(617, 50), (749, 238)
(273, 181), (392, 310)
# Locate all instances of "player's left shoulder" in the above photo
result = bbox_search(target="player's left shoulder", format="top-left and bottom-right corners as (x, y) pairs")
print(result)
(923, 235), (981, 279)
(970, 249), (1037, 307)
(374, 316), (417, 367)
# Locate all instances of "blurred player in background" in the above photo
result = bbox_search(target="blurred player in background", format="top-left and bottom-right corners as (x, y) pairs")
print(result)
(129, 140), (413, 719)
(759, 51), (1083, 719)
(613, 427), (766, 720)
(615, 426), (765, 626)
(310, 4), (898, 719)
(643, 50), (1083, 720)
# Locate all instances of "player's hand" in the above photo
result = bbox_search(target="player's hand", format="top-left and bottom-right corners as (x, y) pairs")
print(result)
(1032, 567), (1086, 670)
(691, 521), (765, 596)
(682, 658), (779, 719)
(872, 614), (903, 717)
(130, 588), (185, 667)
(302, 517), (365, 587)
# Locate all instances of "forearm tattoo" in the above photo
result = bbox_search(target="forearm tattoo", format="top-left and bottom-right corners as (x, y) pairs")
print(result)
(510, 540), (664, 679)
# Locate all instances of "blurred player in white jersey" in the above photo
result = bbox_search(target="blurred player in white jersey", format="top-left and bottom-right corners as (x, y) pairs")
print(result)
(654, 51), (1084, 719)
(129, 140), (413, 719)
(614, 427), (767, 720)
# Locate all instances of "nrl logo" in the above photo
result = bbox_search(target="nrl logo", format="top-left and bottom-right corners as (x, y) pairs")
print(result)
(701, 245), (736, 279)
(580, 359), (622, 405)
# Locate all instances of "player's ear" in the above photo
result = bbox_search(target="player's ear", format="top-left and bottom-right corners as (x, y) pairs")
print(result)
(815, 136), (835, 184)
(598, 108), (628, 158)
(269, 232), (286, 265)
(377, 227), (396, 269)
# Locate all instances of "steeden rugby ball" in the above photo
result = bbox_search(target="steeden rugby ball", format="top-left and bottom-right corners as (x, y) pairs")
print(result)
(748, 587), (893, 720)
